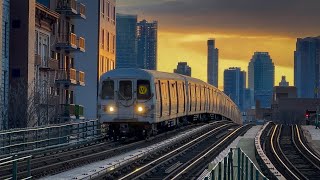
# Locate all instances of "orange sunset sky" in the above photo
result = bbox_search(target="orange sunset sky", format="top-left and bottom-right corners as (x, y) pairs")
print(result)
(117, 0), (320, 90)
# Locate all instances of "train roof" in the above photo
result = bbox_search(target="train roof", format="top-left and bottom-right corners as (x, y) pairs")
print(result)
(100, 68), (206, 84)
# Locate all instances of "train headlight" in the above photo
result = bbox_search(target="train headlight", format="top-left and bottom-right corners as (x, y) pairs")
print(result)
(137, 106), (144, 112)
(109, 106), (115, 112)
(103, 105), (115, 113)
(136, 105), (147, 113)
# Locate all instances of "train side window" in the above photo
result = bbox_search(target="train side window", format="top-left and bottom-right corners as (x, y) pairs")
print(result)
(189, 84), (192, 111)
(137, 80), (151, 100)
(101, 80), (114, 99)
(183, 82), (185, 112)
(119, 80), (132, 100)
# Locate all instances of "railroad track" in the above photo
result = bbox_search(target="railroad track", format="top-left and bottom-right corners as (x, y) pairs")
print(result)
(270, 124), (320, 180)
(0, 121), (221, 179)
(95, 123), (250, 180)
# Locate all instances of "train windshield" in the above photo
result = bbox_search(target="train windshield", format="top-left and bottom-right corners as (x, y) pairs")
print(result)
(119, 80), (132, 100)
(137, 80), (151, 100)
(101, 80), (114, 99)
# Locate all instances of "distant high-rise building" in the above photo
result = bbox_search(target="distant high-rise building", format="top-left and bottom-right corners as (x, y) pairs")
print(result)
(294, 37), (320, 98)
(207, 39), (219, 87)
(279, 76), (289, 87)
(248, 52), (275, 108)
(174, 62), (191, 76)
(137, 20), (158, 70)
(244, 88), (254, 110)
(224, 67), (246, 111)
(116, 14), (137, 69)
(75, 0), (116, 119)
(0, 0), (10, 130)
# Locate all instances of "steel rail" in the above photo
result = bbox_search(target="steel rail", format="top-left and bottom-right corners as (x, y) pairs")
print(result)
(270, 125), (301, 180)
(118, 123), (233, 180)
(169, 125), (246, 180)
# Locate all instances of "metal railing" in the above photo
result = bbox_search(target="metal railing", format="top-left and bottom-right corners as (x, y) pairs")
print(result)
(0, 120), (100, 155)
(56, 68), (77, 83)
(78, 3), (86, 16)
(75, 105), (84, 117)
(48, 58), (59, 70)
(77, 70), (85, 85)
(0, 155), (32, 180)
(202, 148), (267, 180)
(56, 33), (77, 47)
(78, 37), (85, 51)
(56, 0), (77, 11)
(35, 54), (42, 66)
(35, 54), (59, 70)
(60, 104), (76, 116)
(70, 68), (76, 81)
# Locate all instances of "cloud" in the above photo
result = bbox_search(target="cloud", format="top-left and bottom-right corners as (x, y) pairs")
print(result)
(117, 0), (320, 37)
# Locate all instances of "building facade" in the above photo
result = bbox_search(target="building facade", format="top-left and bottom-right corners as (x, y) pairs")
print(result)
(248, 52), (275, 108)
(137, 19), (157, 70)
(244, 88), (254, 110)
(294, 37), (320, 98)
(223, 67), (246, 111)
(75, 0), (116, 119)
(207, 39), (218, 87)
(9, 0), (86, 128)
(279, 76), (289, 87)
(0, 0), (9, 130)
(174, 62), (191, 76)
(116, 14), (137, 69)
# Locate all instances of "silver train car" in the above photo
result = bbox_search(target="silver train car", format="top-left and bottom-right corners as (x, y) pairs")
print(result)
(98, 68), (242, 138)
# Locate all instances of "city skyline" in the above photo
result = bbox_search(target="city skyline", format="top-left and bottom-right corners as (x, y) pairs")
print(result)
(117, 0), (320, 89)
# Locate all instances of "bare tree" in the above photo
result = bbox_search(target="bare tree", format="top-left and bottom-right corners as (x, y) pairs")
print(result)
(8, 78), (59, 129)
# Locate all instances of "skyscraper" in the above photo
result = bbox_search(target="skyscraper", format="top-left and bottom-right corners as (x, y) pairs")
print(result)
(223, 67), (246, 111)
(0, 0), (10, 130)
(207, 39), (219, 87)
(174, 62), (191, 76)
(116, 14), (137, 69)
(279, 76), (289, 87)
(294, 37), (320, 98)
(75, 0), (116, 119)
(137, 20), (158, 70)
(248, 52), (275, 108)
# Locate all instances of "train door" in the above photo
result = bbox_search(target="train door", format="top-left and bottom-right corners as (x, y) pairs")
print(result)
(169, 81), (177, 116)
(117, 80), (135, 119)
(155, 80), (162, 118)
(160, 81), (169, 117)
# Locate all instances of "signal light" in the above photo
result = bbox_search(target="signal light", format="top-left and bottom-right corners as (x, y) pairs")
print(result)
(306, 110), (310, 118)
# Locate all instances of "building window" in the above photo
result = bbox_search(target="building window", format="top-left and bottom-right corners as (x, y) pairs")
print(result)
(107, 1), (110, 20)
(12, 19), (21, 29)
(106, 31), (109, 51)
(102, 29), (104, 48)
(112, 35), (116, 54)
(113, 6), (116, 23)
(107, 58), (109, 71)
(102, 56), (104, 72)
(101, 0), (105, 17)
(12, 69), (20, 78)
(5, 22), (8, 58)
(51, 51), (56, 59)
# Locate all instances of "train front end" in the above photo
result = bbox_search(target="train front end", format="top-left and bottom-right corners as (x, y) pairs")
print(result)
(98, 70), (155, 139)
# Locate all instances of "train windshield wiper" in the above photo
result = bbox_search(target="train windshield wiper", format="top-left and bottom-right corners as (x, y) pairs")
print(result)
(118, 91), (129, 101)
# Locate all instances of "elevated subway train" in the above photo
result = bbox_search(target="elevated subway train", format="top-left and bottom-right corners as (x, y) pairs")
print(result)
(98, 68), (242, 138)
